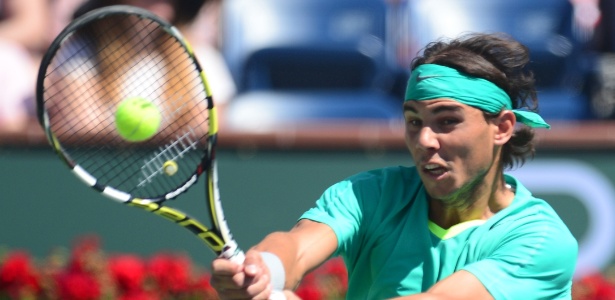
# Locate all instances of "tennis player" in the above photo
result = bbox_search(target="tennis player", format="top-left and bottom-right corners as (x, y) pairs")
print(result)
(210, 33), (578, 299)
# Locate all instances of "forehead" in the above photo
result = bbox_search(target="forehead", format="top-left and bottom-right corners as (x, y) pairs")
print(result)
(403, 98), (479, 114)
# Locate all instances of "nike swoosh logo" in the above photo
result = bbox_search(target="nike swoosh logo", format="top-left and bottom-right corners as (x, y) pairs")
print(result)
(416, 75), (441, 82)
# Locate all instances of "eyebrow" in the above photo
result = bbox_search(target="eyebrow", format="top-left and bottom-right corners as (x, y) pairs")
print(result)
(403, 103), (464, 114)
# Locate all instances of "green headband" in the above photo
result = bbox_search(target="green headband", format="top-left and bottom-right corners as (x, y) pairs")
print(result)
(405, 64), (550, 129)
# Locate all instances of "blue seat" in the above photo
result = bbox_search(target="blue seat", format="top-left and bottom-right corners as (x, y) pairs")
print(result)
(241, 47), (378, 92)
(222, 0), (405, 129)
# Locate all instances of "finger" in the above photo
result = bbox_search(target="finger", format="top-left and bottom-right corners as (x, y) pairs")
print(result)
(244, 263), (262, 277)
(210, 273), (243, 291)
(216, 276), (270, 300)
(245, 274), (272, 298)
(244, 250), (265, 276)
(211, 265), (267, 291)
(212, 257), (243, 275)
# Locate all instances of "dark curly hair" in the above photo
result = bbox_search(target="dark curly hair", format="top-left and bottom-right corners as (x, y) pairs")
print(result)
(410, 32), (538, 170)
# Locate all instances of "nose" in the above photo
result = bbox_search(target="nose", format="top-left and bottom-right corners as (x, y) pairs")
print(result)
(417, 126), (439, 150)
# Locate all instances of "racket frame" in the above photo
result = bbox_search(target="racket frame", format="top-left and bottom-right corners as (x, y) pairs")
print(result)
(36, 5), (243, 261)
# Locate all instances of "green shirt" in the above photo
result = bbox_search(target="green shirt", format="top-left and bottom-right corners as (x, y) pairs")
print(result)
(300, 166), (577, 299)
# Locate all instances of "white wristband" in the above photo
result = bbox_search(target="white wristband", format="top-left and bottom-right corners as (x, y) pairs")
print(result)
(260, 251), (286, 291)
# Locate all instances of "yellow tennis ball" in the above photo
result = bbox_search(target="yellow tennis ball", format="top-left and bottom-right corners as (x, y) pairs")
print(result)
(115, 97), (161, 142)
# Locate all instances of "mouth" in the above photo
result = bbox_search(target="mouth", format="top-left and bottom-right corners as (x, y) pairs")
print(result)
(422, 163), (448, 179)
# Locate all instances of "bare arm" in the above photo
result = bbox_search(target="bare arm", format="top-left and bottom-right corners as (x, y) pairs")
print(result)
(210, 219), (337, 299)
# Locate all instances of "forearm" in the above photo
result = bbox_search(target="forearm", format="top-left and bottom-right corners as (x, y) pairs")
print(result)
(252, 231), (304, 289)
(210, 220), (337, 299)
(252, 220), (338, 290)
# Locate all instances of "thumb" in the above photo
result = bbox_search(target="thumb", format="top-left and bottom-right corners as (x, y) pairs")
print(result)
(243, 250), (264, 276)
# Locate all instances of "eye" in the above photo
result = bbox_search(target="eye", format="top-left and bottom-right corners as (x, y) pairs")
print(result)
(405, 117), (422, 128)
(440, 118), (460, 126)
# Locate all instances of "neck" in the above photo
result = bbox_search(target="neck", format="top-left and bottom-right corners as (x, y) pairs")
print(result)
(428, 166), (514, 229)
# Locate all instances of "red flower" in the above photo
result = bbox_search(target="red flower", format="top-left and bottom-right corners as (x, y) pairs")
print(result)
(148, 253), (191, 294)
(109, 254), (146, 293)
(117, 289), (160, 300)
(300, 270), (318, 287)
(190, 273), (219, 299)
(295, 283), (323, 300)
(0, 251), (41, 298)
(56, 271), (101, 300)
(294, 258), (348, 299)
(67, 235), (102, 274)
(573, 272), (615, 300)
(319, 257), (348, 289)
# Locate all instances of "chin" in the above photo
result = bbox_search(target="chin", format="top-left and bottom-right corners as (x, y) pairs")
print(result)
(419, 175), (457, 199)
(423, 184), (458, 201)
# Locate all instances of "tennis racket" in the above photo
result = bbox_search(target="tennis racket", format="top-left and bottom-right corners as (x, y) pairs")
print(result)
(36, 4), (245, 269)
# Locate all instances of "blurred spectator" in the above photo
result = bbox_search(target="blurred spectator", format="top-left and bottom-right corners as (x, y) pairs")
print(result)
(590, 0), (615, 53)
(49, 0), (88, 43)
(570, 0), (601, 42)
(574, 0), (615, 119)
(185, 0), (236, 109)
(43, 0), (234, 139)
(74, 0), (236, 115)
(567, 0), (615, 52)
(0, 0), (50, 133)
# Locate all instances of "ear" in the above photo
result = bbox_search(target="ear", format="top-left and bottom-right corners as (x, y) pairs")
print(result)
(493, 110), (515, 146)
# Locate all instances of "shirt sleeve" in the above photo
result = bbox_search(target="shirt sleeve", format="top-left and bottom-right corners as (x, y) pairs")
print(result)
(462, 215), (578, 299)
(299, 178), (364, 256)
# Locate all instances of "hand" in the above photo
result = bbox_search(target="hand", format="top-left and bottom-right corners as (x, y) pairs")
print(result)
(210, 250), (276, 299)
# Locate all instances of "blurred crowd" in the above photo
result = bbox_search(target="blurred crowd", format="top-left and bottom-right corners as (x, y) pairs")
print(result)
(0, 0), (235, 137)
(1, 0), (615, 139)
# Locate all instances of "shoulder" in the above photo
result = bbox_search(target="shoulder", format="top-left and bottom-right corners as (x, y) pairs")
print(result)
(324, 166), (422, 202)
(464, 179), (578, 298)
(344, 165), (421, 188)
(491, 176), (577, 252)
(497, 176), (574, 237)
(475, 177), (578, 291)
(316, 166), (427, 222)
(493, 199), (578, 265)
(304, 166), (424, 222)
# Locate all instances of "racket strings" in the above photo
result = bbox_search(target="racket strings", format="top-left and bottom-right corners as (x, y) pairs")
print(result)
(46, 18), (153, 167)
(105, 19), (206, 194)
(46, 18), (140, 144)
(41, 12), (211, 199)
(50, 17), (162, 143)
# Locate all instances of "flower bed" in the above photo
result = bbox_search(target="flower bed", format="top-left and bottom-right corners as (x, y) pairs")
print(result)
(0, 235), (347, 299)
(1, 235), (610, 299)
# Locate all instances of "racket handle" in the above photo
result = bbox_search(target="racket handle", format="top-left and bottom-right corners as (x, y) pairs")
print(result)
(219, 247), (287, 300)
(220, 244), (246, 264)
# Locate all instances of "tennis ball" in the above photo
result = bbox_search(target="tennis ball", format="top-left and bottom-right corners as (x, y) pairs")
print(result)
(115, 97), (161, 142)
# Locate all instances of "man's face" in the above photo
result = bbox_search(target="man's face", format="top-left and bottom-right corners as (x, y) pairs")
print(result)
(403, 98), (497, 200)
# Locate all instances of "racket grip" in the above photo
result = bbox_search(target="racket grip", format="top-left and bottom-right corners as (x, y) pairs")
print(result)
(219, 245), (245, 264)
